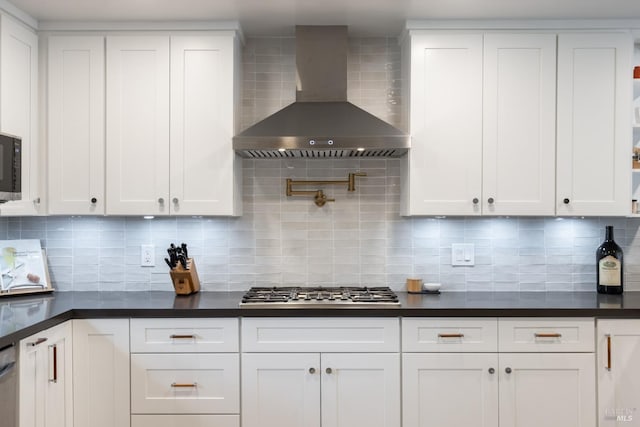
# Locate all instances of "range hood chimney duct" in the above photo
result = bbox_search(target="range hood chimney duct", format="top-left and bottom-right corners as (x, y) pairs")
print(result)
(233, 25), (410, 158)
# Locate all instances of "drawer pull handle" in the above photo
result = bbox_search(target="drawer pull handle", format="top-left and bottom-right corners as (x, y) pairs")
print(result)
(28, 337), (48, 347)
(438, 333), (465, 338)
(606, 334), (612, 371)
(170, 334), (196, 339)
(534, 333), (562, 338)
(49, 344), (58, 383)
(171, 382), (198, 388)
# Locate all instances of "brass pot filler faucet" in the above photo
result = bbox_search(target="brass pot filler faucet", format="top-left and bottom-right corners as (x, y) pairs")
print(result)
(285, 172), (367, 207)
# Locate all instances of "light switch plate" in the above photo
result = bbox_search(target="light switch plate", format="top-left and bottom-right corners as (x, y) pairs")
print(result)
(452, 243), (474, 266)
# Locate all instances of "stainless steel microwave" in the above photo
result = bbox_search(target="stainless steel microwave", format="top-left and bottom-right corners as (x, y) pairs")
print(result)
(0, 133), (21, 203)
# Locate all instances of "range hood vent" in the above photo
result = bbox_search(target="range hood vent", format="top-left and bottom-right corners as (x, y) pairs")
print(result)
(233, 26), (409, 158)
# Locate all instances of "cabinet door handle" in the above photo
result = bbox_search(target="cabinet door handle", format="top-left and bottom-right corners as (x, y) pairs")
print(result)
(49, 344), (58, 383)
(488, 367), (495, 374)
(172, 198), (179, 204)
(309, 367), (316, 374)
(438, 333), (464, 338)
(606, 334), (612, 371)
(28, 337), (48, 347)
(158, 198), (165, 204)
(171, 382), (198, 388)
(505, 367), (512, 374)
(563, 198), (570, 204)
(487, 197), (495, 204)
(534, 332), (562, 338)
(472, 198), (479, 205)
(90, 197), (97, 204)
(170, 334), (196, 340)
(325, 367), (333, 374)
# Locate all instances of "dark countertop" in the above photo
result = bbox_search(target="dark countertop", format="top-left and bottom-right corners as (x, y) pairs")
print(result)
(1, 290), (638, 349)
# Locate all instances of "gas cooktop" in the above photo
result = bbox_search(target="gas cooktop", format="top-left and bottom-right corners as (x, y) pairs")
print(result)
(239, 286), (400, 308)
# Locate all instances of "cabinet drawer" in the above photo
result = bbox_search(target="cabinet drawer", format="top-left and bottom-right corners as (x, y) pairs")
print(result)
(498, 318), (594, 352)
(402, 318), (498, 352)
(132, 415), (239, 427)
(130, 318), (238, 353)
(131, 353), (239, 414)
(241, 317), (399, 352)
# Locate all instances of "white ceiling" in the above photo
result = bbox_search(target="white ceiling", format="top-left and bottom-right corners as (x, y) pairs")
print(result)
(8, 0), (640, 36)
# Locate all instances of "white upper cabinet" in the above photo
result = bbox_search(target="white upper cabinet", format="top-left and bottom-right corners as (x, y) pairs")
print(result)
(0, 13), (39, 216)
(556, 32), (631, 216)
(105, 35), (171, 216)
(401, 33), (483, 216)
(402, 32), (556, 216)
(170, 35), (241, 216)
(482, 33), (557, 216)
(105, 33), (241, 216)
(48, 36), (105, 214)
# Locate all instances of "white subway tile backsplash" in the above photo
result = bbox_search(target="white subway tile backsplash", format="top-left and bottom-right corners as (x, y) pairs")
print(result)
(1, 36), (635, 293)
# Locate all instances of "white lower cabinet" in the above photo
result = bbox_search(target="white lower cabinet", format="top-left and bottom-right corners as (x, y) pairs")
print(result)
(129, 318), (240, 426)
(597, 319), (640, 426)
(131, 415), (239, 427)
(72, 319), (130, 427)
(498, 353), (595, 427)
(402, 318), (596, 427)
(403, 353), (499, 427)
(19, 321), (72, 427)
(241, 318), (401, 427)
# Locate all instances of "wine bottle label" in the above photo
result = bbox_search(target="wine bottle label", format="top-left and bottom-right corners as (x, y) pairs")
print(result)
(599, 255), (621, 286)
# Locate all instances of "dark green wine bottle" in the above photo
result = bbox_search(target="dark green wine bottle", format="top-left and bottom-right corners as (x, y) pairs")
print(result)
(596, 225), (623, 294)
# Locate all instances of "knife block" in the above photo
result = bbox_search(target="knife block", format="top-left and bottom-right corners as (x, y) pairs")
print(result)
(169, 258), (201, 295)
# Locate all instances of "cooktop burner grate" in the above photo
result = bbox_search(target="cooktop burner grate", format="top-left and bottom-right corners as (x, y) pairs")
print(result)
(239, 286), (400, 308)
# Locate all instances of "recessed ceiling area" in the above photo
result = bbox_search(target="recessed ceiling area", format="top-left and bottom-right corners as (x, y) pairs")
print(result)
(7, 0), (640, 35)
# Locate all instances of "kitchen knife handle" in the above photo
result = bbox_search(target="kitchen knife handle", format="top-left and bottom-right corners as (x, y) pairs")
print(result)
(606, 334), (612, 371)
(171, 382), (198, 388)
(28, 337), (48, 347)
(49, 344), (57, 383)
(534, 332), (562, 338)
(438, 333), (465, 338)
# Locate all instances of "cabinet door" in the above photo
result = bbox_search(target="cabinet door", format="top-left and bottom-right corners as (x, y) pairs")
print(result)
(73, 319), (130, 427)
(0, 14), (40, 216)
(170, 35), (240, 216)
(498, 353), (595, 427)
(483, 34), (556, 216)
(44, 322), (73, 427)
(402, 353), (498, 427)
(241, 353), (320, 427)
(597, 319), (640, 426)
(106, 36), (170, 215)
(321, 353), (400, 427)
(19, 321), (73, 427)
(48, 36), (105, 214)
(557, 33), (631, 216)
(19, 331), (47, 427)
(401, 33), (483, 216)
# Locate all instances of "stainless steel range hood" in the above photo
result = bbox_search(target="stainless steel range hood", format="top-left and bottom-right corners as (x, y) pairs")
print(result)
(233, 26), (410, 159)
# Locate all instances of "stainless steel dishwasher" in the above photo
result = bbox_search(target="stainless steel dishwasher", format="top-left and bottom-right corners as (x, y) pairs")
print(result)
(0, 344), (17, 427)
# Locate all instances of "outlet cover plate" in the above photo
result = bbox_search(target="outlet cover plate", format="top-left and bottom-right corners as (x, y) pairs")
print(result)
(141, 245), (155, 267)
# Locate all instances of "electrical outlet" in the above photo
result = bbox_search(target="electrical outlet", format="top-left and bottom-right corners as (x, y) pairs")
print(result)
(141, 245), (155, 267)
(452, 243), (474, 266)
